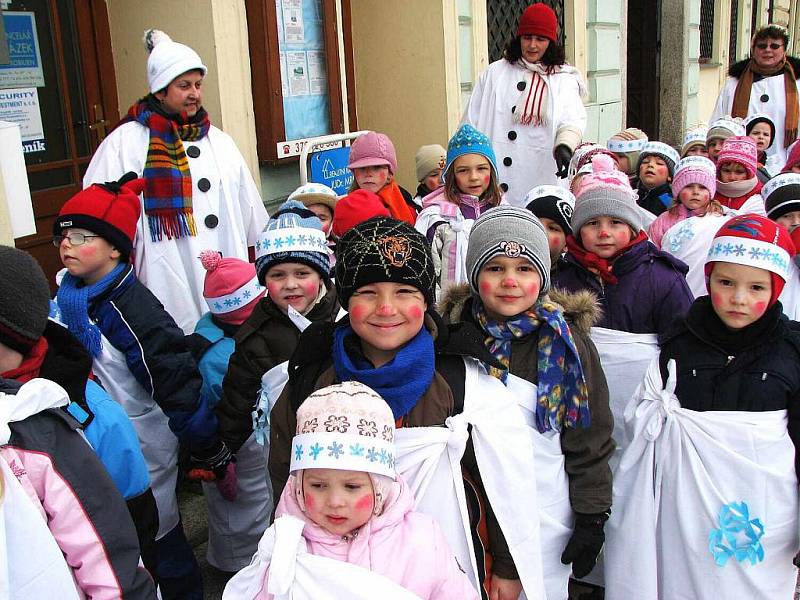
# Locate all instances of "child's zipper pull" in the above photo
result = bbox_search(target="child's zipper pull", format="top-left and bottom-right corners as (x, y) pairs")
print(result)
(726, 355), (735, 365)
(762, 372), (767, 381)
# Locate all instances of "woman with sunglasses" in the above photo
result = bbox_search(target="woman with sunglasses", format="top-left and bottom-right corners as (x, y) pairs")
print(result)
(711, 24), (800, 173)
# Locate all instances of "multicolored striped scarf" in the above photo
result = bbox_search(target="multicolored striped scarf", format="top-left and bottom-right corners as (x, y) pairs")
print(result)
(126, 96), (210, 241)
(472, 297), (590, 432)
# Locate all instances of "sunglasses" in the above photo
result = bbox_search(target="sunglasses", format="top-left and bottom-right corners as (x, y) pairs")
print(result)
(755, 42), (783, 50)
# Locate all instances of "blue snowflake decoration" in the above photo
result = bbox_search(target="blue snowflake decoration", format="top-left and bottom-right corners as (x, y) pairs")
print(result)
(668, 221), (695, 254)
(242, 290), (252, 299)
(708, 501), (765, 567)
(263, 239), (271, 251)
(224, 298), (233, 307)
(379, 448), (389, 465)
(327, 441), (344, 458)
(214, 302), (223, 311)
(309, 443), (323, 460)
(274, 238), (284, 249)
(350, 443), (365, 457)
(294, 444), (304, 460)
(367, 447), (379, 462)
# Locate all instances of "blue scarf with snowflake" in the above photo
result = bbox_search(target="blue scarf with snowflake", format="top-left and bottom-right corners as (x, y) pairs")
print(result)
(332, 324), (435, 420)
(472, 298), (590, 432)
(56, 263), (128, 357)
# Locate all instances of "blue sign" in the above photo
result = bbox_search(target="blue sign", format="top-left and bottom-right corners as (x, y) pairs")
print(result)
(310, 146), (353, 196)
(1, 12), (44, 88)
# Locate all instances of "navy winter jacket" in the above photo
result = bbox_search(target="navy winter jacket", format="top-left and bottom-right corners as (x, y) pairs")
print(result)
(553, 238), (694, 335)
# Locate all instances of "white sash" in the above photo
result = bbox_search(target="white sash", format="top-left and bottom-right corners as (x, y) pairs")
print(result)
(223, 516), (421, 600)
(605, 356), (800, 600)
(395, 357), (556, 599)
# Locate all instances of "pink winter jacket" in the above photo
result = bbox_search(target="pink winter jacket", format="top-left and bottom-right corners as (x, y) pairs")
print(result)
(647, 204), (691, 249)
(258, 475), (479, 600)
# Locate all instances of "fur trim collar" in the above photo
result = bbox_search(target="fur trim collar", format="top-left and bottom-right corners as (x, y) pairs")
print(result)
(437, 283), (601, 335)
(728, 56), (800, 80)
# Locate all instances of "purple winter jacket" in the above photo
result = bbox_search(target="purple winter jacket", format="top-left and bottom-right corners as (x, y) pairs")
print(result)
(552, 239), (694, 335)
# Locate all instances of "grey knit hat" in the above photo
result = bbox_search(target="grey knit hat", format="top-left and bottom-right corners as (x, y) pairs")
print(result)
(466, 206), (551, 295)
(0, 246), (51, 353)
(571, 154), (643, 233)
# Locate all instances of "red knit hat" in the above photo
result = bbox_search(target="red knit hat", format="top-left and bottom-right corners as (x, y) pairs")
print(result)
(331, 189), (390, 238)
(716, 136), (758, 179)
(55, 172), (143, 261)
(200, 250), (265, 325)
(517, 3), (558, 43)
(782, 140), (800, 173)
(705, 214), (796, 307)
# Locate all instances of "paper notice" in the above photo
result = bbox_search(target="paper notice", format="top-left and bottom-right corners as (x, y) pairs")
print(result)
(287, 51), (309, 96)
(307, 50), (327, 95)
(282, 0), (305, 44)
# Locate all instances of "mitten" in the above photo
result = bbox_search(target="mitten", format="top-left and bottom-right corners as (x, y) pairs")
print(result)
(554, 144), (573, 179)
(215, 462), (238, 502)
(560, 512), (609, 578)
(186, 439), (234, 482)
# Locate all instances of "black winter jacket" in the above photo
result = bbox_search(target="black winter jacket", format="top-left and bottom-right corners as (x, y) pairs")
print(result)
(659, 297), (800, 477)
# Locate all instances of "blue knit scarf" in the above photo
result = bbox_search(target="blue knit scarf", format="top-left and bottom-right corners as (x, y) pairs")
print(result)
(472, 298), (591, 432)
(332, 324), (435, 420)
(56, 263), (128, 357)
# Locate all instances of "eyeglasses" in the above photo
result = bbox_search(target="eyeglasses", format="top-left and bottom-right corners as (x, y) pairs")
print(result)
(52, 232), (100, 247)
(755, 42), (783, 50)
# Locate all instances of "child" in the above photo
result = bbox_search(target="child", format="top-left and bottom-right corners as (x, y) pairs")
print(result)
(224, 381), (478, 599)
(187, 250), (270, 573)
(0, 248), (156, 598)
(217, 200), (340, 463)
(269, 217), (525, 598)
(413, 143), (447, 208)
(744, 113), (777, 181)
(414, 124), (503, 298)
(635, 141), (680, 216)
(439, 206), (614, 595)
(1, 377), (156, 598)
(523, 184), (575, 272)
(554, 154), (694, 335)
(714, 136), (765, 213)
(783, 140), (800, 173)
(348, 131), (418, 224)
(2, 245), (158, 575)
(764, 172), (800, 233)
(606, 214), (800, 599)
(648, 156), (721, 249)
(607, 127), (648, 178)
(287, 182), (338, 237)
(681, 125), (709, 158)
(331, 188), (390, 239)
(53, 174), (222, 599)
(706, 115), (745, 162)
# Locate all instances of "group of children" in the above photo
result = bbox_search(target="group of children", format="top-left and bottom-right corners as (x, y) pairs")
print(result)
(3, 106), (800, 599)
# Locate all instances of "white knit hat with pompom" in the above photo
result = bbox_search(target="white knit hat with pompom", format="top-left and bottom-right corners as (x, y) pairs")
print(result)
(143, 29), (207, 93)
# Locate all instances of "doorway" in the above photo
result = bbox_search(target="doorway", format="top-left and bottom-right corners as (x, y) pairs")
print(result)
(626, 0), (661, 138)
(3, 0), (118, 290)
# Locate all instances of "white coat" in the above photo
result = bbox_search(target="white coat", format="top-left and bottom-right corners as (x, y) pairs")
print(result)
(463, 59), (586, 206)
(84, 121), (269, 333)
(711, 72), (800, 173)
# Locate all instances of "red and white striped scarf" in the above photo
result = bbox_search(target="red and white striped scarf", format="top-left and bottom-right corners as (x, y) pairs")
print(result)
(513, 59), (586, 127)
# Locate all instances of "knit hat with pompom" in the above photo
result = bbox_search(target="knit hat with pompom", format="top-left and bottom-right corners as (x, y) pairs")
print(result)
(571, 153), (643, 233)
(200, 250), (265, 325)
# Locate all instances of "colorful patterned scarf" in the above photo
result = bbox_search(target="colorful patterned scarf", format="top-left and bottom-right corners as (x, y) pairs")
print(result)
(472, 298), (590, 432)
(127, 96), (211, 241)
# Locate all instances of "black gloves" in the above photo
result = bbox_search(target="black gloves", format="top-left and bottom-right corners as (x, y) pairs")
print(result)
(561, 512), (609, 578)
(554, 144), (573, 179)
(186, 439), (234, 482)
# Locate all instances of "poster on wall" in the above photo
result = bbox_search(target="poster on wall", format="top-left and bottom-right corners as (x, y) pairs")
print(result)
(276, 0), (331, 141)
(0, 87), (45, 152)
(0, 12), (45, 89)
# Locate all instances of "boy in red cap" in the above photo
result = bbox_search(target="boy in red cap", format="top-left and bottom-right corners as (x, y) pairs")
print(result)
(606, 214), (800, 598)
(53, 173), (228, 599)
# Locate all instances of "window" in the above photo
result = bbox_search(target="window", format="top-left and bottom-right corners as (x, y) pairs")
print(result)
(700, 0), (714, 63)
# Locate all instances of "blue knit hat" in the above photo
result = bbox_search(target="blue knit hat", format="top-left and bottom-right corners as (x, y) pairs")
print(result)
(255, 200), (331, 284)
(444, 124), (497, 178)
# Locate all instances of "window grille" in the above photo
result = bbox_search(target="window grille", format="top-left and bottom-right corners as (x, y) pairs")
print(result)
(729, 0), (739, 65)
(700, 0), (715, 62)
(487, 0), (565, 63)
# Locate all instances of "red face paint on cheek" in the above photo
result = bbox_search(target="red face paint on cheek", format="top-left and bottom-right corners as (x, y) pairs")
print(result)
(484, 175), (491, 184)
(304, 493), (315, 510)
(266, 281), (282, 298)
(408, 305), (423, 320)
(754, 301), (767, 314)
(710, 292), (723, 307)
(479, 281), (492, 293)
(524, 282), (540, 296)
(354, 494), (374, 511)
(349, 304), (368, 320)
(303, 281), (319, 298)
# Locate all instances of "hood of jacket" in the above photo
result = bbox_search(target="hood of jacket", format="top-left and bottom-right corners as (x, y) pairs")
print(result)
(728, 55), (800, 79)
(438, 283), (601, 336)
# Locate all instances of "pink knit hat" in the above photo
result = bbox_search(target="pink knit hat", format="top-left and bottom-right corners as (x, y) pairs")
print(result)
(716, 136), (758, 179)
(348, 132), (398, 174)
(200, 250), (265, 325)
(672, 156), (717, 199)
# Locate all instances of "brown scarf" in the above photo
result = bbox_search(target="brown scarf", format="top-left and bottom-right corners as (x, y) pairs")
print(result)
(731, 57), (798, 148)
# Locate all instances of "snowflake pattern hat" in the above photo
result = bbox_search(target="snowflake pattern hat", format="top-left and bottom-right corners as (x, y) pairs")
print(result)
(199, 250), (265, 325)
(255, 199), (331, 284)
(706, 214), (796, 307)
(291, 381), (396, 479)
(681, 125), (709, 157)
(288, 182), (338, 213)
(763, 172), (800, 220)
